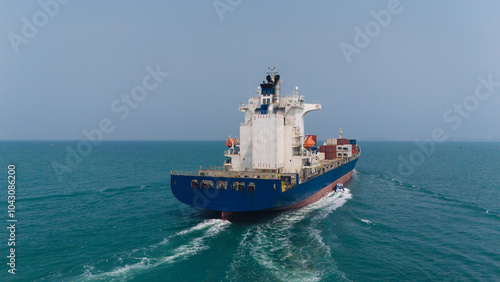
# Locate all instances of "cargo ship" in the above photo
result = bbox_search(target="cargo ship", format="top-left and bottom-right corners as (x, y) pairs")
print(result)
(171, 67), (360, 220)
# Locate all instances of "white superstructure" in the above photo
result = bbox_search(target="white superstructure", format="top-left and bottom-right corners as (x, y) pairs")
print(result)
(225, 67), (321, 174)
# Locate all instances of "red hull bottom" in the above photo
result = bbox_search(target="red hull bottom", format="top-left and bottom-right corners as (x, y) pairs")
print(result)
(222, 211), (233, 221)
(270, 170), (353, 211)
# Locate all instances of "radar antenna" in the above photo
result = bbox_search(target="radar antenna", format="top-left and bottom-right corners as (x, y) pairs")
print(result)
(268, 66), (275, 80)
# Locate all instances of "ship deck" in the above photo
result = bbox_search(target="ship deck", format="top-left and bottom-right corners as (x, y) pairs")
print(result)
(171, 153), (360, 185)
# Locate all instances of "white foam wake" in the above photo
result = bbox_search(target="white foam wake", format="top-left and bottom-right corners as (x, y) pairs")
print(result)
(158, 219), (229, 264)
(226, 189), (352, 281)
(361, 219), (372, 225)
(80, 219), (230, 280)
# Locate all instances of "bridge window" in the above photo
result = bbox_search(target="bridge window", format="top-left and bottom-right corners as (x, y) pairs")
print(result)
(217, 181), (228, 190)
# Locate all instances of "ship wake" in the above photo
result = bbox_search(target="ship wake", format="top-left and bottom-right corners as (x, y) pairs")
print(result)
(79, 219), (230, 281)
(226, 189), (352, 281)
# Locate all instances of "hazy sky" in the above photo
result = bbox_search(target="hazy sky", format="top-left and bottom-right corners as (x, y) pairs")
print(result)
(2, 0), (500, 141)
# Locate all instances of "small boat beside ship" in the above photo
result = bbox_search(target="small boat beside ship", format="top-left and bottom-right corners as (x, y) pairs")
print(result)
(171, 67), (360, 220)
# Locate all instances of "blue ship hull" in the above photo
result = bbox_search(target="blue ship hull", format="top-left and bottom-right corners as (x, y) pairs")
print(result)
(171, 159), (358, 213)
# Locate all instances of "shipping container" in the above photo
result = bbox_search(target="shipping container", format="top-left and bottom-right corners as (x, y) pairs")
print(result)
(338, 144), (352, 151)
(325, 151), (337, 160)
(338, 138), (349, 145)
(326, 138), (337, 145)
(336, 149), (352, 158)
(320, 145), (336, 152)
(319, 145), (336, 154)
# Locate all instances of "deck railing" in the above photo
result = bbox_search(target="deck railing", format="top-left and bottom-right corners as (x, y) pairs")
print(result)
(172, 168), (296, 180)
(299, 152), (360, 183)
(170, 170), (199, 176)
(172, 152), (360, 182)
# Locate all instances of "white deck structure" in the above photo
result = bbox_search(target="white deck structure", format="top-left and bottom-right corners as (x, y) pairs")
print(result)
(226, 67), (322, 174)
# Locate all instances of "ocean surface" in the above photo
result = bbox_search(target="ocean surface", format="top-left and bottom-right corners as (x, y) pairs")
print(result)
(1, 141), (499, 281)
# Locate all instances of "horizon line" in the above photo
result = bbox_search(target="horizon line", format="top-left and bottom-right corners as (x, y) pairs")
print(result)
(0, 139), (499, 142)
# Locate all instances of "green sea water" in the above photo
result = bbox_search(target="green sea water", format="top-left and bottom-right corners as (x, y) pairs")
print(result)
(0, 141), (499, 281)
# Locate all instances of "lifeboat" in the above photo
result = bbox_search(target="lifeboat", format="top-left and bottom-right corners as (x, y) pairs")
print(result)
(226, 137), (235, 147)
(303, 136), (316, 149)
